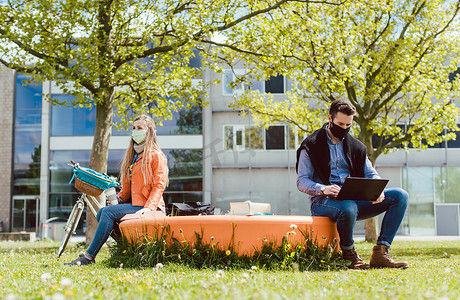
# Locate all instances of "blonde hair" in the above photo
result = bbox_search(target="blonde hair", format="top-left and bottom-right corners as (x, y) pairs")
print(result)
(120, 115), (169, 186)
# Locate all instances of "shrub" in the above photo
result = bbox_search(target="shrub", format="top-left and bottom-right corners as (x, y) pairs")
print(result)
(106, 224), (348, 271)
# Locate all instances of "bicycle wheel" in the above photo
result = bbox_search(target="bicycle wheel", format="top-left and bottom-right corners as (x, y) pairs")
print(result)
(58, 201), (84, 258)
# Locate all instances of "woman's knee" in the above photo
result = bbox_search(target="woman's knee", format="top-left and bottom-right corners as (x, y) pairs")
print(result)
(96, 207), (104, 222)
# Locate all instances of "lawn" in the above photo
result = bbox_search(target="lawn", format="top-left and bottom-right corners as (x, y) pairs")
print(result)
(1, 239), (459, 299)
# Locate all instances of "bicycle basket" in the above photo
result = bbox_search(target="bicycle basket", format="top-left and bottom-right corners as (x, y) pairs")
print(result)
(69, 165), (119, 196)
(74, 177), (104, 197)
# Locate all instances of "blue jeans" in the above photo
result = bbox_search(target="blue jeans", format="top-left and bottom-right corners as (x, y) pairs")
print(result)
(310, 187), (408, 250)
(86, 204), (143, 258)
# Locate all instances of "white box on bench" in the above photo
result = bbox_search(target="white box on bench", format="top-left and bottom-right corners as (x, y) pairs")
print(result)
(230, 201), (271, 215)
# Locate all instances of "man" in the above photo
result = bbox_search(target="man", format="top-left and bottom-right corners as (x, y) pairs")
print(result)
(296, 99), (409, 269)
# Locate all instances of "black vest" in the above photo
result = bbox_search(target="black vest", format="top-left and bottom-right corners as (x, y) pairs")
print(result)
(296, 123), (367, 185)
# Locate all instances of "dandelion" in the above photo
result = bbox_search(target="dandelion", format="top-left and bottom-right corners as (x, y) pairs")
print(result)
(155, 263), (164, 269)
(51, 293), (65, 300)
(251, 266), (258, 271)
(5, 295), (17, 300)
(226, 250), (231, 256)
(216, 270), (224, 278)
(119, 263), (124, 269)
(59, 277), (73, 288)
(122, 250), (127, 254)
(290, 224), (298, 230)
(40, 273), (52, 282)
(321, 260), (325, 263)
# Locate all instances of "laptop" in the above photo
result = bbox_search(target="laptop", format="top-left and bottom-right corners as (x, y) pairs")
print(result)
(336, 177), (389, 201)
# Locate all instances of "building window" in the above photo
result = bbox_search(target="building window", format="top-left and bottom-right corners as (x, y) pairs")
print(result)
(265, 75), (284, 94)
(13, 74), (42, 196)
(224, 124), (300, 150)
(245, 126), (264, 149)
(223, 70), (263, 95)
(223, 70), (287, 95)
(50, 94), (202, 136)
(266, 126), (285, 149)
(223, 125), (245, 150)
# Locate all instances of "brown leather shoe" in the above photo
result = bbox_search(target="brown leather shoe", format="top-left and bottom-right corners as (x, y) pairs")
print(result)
(342, 247), (370, 270)
(370, 245), (409, 269)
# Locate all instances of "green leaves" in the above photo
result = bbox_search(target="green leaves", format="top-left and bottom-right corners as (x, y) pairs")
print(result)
(224, 0), (460, 162)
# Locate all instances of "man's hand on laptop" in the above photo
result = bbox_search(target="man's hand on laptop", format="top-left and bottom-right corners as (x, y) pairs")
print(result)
(322, 184), (340, 197)
(373, 191), (385, 204)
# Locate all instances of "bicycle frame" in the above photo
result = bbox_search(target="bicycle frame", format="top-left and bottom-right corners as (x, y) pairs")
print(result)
(59, 160), (117, 258)
(82, 193), (104, 218)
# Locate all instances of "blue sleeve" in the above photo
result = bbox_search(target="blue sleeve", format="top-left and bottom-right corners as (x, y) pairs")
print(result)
(364, 156), (381, 179)
(296, 149), (326, 197)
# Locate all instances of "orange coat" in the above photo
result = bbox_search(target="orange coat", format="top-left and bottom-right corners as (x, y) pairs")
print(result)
(117, 150), (167, 211)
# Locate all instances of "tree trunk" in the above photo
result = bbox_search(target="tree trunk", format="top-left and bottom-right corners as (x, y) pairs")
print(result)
(357, 129), (380, 243)
(85, 94), (114, 245)
(364, 217), (378, 242)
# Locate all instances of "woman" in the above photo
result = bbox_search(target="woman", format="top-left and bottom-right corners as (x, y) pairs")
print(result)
(65, 115), (169, 266)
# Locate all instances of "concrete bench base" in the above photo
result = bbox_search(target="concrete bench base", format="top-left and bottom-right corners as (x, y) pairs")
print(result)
(120, 215), (339, 255)
(0, 232), (36, 241)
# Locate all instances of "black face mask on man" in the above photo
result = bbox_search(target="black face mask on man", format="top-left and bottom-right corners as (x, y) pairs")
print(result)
(329, 122), (350, 140)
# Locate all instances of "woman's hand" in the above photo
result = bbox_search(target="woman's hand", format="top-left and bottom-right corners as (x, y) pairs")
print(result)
(135, 207), (152, 215)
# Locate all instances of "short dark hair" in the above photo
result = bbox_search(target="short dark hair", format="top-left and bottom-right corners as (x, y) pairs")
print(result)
(329, 99), (356, 119)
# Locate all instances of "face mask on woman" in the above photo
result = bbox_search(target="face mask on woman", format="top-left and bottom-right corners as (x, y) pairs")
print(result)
(132, 129), (147, 144)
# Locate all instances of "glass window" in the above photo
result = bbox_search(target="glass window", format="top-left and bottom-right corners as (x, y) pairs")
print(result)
(402, 167), (435, 235)
(223, 125), (245, 150)
(51, 95), (202, 136)
(189, 49), (202, 70)
(266, 125), (285, 149)
(265, 75), (284, 94)
(14, 74), (42, 196)
(157, 105), (202, 135)
(163, 149), (203, 193)
(50, 95), (96, 136)
(225, 125), (295, 150)
(224, 126), (234, 150)
(245, 126), (264, 149)
(449, 67), (460, 83)
(289, 126), (307, 150)
(223, 70), (263, 95)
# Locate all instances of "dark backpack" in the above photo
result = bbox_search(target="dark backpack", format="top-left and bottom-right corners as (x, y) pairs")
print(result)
(166, 202), (215, 216)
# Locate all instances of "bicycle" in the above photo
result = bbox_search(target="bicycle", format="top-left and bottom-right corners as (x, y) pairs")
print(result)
(57, 160), (119, 258)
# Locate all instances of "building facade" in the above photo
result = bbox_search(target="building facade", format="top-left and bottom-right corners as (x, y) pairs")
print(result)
(1, 65), (460, 236)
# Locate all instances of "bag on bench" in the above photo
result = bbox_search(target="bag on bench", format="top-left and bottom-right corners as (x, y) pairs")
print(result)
(167, 202), (215, 216)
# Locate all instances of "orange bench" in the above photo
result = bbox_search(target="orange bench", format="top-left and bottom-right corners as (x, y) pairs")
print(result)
(119, 215), (339, 255)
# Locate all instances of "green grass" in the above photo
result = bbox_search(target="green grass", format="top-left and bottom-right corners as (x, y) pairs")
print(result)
(1, 240), (460, 299)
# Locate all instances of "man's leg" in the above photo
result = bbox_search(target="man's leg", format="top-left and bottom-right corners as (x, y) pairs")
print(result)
(356, 187), (409, 269)
(311, 196), (370, 269)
